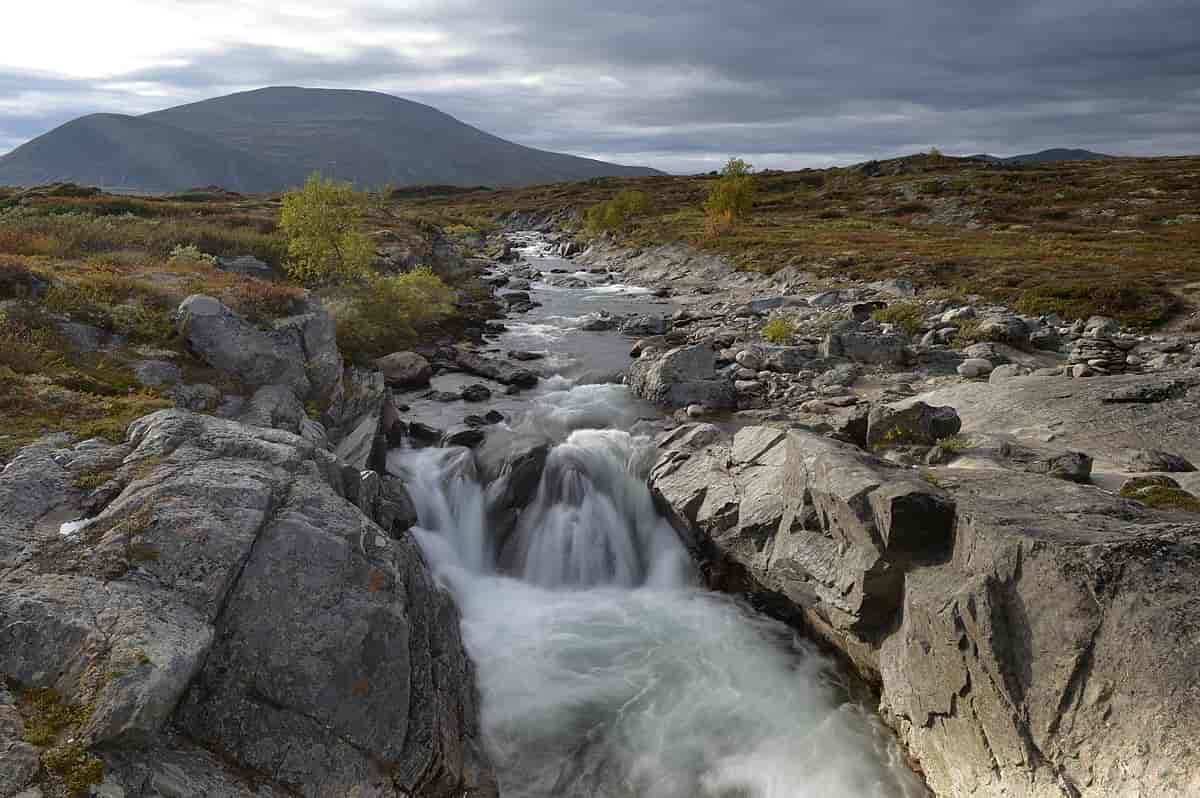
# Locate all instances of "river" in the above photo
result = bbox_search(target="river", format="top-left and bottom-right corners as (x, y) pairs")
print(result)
(386, 233), (928, 798)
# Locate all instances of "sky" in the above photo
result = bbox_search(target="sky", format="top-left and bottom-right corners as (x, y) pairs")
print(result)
(2, 0), (1198, 173)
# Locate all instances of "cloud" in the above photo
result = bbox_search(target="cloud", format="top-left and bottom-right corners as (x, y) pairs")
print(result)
(2, 0), (1198, 170)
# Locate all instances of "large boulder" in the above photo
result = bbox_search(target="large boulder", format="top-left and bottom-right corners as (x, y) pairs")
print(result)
(176, 295), (341, 404)
(626, 344), (735, 410)
(0, 411), (495, 798)
(819, 331), (910, 365)
(374, 351), (433, 389)
(652, 425), (1200, 798)
(866, 401), (961, 448)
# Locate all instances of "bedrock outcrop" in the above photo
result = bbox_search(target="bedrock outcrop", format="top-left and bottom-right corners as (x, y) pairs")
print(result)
(0, 410), (495, 798)
(651, 423), (1200, 798)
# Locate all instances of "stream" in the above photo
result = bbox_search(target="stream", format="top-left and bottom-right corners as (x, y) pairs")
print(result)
(387, 233), (928, 798)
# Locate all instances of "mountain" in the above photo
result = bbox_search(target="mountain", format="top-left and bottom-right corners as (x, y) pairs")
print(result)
(966, 148), (1117, 164)
(0, 87), (662, 193)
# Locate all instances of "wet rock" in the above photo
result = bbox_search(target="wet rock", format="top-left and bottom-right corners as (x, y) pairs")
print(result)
(455, 350), (539, 389)
(443, 427), (487, 448)
(578, 311), (619, 331)
(461, 384), (493, 402)
(406, 422), (443, 447)
(374, 351), (433, 388)
(507, 350), (544, 361)
(626, 344), (735, 410)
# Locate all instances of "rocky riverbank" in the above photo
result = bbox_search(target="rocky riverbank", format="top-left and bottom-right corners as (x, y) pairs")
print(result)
(513, 230), (1200, 797)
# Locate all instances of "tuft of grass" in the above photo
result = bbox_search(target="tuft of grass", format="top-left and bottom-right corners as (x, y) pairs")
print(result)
(20, 688), (92, 748)
(871, 302), (928, 336)
(761, 316), (798, 344)
(72, 467), (115, 491)
(936, 435), (972, 453)
(42, 742), (105, 796)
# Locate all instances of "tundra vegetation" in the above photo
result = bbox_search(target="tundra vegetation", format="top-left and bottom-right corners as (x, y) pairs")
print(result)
(396, 154), (1200, 330)
(0, 175), (458, 461)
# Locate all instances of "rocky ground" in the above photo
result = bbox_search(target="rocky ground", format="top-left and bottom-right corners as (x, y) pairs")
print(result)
(494, 228), (1200, 798)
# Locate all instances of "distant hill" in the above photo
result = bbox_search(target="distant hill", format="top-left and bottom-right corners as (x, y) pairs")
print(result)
(967, 148), (1117, 164)
(0, 87), (663, 193)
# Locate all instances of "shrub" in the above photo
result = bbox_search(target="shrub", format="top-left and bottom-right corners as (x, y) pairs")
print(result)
(280, 173), (374, 285)
(1012, 281), (1176, 330)
(704, 158), (756, 236)
(585, 189), (651, 234)
(872, 302), (928, 336)
(168, 243), (217, 267)
(927, 147), (945, 165)
(327, 267), (457, 361)
(761, 316), (797, 344)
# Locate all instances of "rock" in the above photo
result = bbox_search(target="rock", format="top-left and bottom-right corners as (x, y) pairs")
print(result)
(376, 475), (418, 537)
(460, 383), (493, 402)
(653, 425), (1200, 798)
(443, 427), (487, 448)
(176, 295), (340, 403)
(987, 363), (1027, 383)
(578, 312), (619, 331)
(455, 350), (538, 389)
(686, 404), (706, 419)
(132, 360), (182, 389)
(733, 379), (761, 393)
(171, 382), (222, 413)
(866, 402), (962, 448)
(868, 278), (917, 298)
(0, 410), (493, 797)
(618, 315), (671, 336)
(626, 344), (735, 410)
(1029, 327), (1061, 351)
(405, 422), (443, 448)
(813, 363), (860, 389)
(820, 332), (909, 365)
(1085, 315), (1121, 337)
(976, 314), (1030, 346)
(215, 255), (274, 281)
(957, 357), (994, 378)
(237, 384), (307, 434)
(0, 685), (39, 797)
(761, 345), (815, 373)
(1069, 337), (1126, 374)
(507, 350), (545, 361)
(1120, 449), (1196, 473)
(374, 351), (433, 388)
(734, 348), (763, 371)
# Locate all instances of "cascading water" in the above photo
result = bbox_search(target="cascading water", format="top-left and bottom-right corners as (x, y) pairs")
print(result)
(390, 388), (928, 798)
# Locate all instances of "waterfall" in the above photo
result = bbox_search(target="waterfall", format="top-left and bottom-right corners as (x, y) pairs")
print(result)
(389, 385), (928, 798)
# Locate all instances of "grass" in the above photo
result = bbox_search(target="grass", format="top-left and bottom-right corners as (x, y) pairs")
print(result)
(395, 155), (1200, 327)
(0, 183), (467, 461)
(1120, 476), (1200, 513)
(871, 302), (928, 336)
(762, 316), (798, 344)
(935, 435), (972, 453)
(18, 687), (103, 796)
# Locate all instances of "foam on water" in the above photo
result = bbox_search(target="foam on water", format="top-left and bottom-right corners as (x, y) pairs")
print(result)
(398, 382), (928, 798)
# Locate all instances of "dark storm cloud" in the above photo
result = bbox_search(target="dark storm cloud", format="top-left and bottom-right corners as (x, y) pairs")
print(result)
(2, 0), (1199, 169)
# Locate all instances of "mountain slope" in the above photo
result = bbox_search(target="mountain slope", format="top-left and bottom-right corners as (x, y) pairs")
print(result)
(0, 87), (662, 192)
(1005, 148), (1116, 163)
(0, 113), (280, 193)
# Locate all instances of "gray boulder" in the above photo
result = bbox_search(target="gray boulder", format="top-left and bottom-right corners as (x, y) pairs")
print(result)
(374, 351), (433, 388)
(618, 315), (671, 336)
(866, 401), (962, 448)
(455, 350), (538, 389)
(652, 425), (1200, 798)
(1120, 449), (1196, 473)
(626, 344), (735, 410)
(216, 255), (275, 281)
(819, 332), (909, 365)
(0, 411), (495, 798)
(176, 295), (341, 404)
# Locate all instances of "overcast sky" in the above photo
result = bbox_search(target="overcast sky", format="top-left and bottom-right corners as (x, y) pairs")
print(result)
(2, 0), (1198, 172)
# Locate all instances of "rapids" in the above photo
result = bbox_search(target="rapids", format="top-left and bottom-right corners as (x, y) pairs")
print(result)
(387, 233), (928, 797)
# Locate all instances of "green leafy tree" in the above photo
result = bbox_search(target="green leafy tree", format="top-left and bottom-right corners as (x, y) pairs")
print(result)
(328, 267), (457, 361)
(704, 158), (756, 235)
(280, 173), (374, 284)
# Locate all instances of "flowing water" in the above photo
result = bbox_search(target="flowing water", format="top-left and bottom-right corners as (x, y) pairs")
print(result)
(389, 234), (928, 798)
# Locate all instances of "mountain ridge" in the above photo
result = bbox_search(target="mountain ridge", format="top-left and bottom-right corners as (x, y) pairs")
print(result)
(0, 86), (663, 193)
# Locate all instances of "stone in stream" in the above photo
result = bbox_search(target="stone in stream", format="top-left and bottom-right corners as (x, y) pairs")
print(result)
(618, 315), (672, 336)
(455, 350), (539, 389)
(461, 383), (493, 402)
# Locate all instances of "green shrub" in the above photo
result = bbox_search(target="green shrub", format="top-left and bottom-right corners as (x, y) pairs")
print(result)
(168, 243), (217, 267)
(1012, 281), (1175, 330)
(585, 189), (651, 234)
(704, 158), (756, 235)
(327, 267), (457, 361)
(871, 302), (927, 336)
(761, 316), (797, 344)
(280, 173), (374, 285)
(1120, 476), (1200, 513)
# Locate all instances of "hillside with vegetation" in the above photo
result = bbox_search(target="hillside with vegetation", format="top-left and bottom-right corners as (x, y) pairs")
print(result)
(403, 153), (1200, 330)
